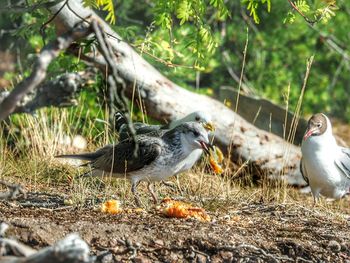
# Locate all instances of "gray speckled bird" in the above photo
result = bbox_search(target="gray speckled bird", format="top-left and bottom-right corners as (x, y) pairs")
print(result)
(56, 122), (212, 206)
(114, 111), (215, 183)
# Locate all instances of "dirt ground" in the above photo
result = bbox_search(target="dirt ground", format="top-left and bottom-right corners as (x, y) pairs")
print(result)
(1, 192), (350, 263)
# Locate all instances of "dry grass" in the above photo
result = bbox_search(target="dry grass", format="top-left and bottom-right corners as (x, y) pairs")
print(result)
(1, 107), (350, 263)
(1, 107), (350, 219)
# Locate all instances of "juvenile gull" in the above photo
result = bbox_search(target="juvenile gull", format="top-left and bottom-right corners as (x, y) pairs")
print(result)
(56, 122), (212, 205)
(115, 110), (216, 178)
(301, 113), (350, 203)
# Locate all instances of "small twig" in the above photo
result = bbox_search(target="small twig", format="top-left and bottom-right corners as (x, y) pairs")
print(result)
(287, 0), (330, 26)
(91, 20), (139, 156)
(117, 238), (139, 259)
(40, 0), (69, 45)
(189, 245), (211, 262)
(217, 244), (289, 262)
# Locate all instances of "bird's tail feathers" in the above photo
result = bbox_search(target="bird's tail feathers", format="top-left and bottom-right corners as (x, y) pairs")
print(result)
(55, 152), (102, 161)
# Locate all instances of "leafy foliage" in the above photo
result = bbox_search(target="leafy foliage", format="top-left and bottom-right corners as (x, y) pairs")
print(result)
(1, 0), (349, 124)
(153, 0), (230, 68)
(242, 0), (271, 24)
(284, 0), (338, 24)
(83, 0), (116, 24)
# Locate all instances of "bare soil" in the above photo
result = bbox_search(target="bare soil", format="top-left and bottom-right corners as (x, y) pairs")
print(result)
(1, 192), (350, 262)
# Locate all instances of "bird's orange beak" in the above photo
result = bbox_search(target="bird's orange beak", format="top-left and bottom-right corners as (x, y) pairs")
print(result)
(303, 128), (317, 141)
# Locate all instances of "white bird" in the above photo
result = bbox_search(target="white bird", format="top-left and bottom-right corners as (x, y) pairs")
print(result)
(301, 113), (350, 203)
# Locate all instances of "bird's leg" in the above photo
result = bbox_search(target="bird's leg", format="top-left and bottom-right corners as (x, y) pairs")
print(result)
(131, 181), (141, 207)
(313, 194), (320, 207)
(147, 182), (158, 204)
(162, 175), (182, 193)
(162, 180), (177, 190)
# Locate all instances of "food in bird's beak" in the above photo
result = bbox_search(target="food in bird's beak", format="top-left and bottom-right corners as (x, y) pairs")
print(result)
(161, 198), (210, 222)
(203, 122), (215, 131)
(199, 141), (213, 155)
(209, 146), (224, 174)
(101, 200), (122, 214)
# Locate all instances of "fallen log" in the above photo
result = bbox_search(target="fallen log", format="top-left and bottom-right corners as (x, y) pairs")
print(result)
(48, 0), (306, 186)
(219, 86), (308, 145)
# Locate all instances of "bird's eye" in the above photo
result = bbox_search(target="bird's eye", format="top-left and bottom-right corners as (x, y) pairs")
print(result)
(192, 131), (200, 137)
(317, 123), (322, 128)
(195, 116), (200, 121)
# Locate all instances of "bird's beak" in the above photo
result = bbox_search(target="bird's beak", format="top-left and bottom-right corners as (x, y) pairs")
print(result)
(199, 141), (214, 155)
(303, 128), (317, 141)
(203, 122), (215, 132)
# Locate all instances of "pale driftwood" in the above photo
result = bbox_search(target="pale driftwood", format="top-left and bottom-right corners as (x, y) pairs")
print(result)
(49, 0), (305, 186)
(219, 86), (308, 144)
(0, 233), (92, 263)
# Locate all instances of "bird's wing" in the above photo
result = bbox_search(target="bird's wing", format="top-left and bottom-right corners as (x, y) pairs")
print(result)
(92, 137), (162, 174)
(300, 158), (309, 185)
(334, 147), (350, 180)
(119, 123), (164, 141)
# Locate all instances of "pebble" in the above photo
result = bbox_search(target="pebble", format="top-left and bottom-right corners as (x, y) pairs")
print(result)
(327, 240), (341, 252)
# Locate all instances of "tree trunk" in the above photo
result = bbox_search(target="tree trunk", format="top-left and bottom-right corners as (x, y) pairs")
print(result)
(49, 0), (305, 186)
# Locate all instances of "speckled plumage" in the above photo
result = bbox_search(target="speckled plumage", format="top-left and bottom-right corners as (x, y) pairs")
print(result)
(56, 122), (210, 205)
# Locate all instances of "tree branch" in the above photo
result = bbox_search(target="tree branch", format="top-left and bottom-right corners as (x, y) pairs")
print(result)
(0, 22), (92, 121)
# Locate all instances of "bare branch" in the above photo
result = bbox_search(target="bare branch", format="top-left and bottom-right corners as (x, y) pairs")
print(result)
(0, 22), (92, 121)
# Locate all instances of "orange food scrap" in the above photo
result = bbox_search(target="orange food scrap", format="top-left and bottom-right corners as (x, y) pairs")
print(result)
(162, 198), (210, 222)
(208, 146), (224, 174)
(209, 155), (224, 174)
(101, 200), (122, 214)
